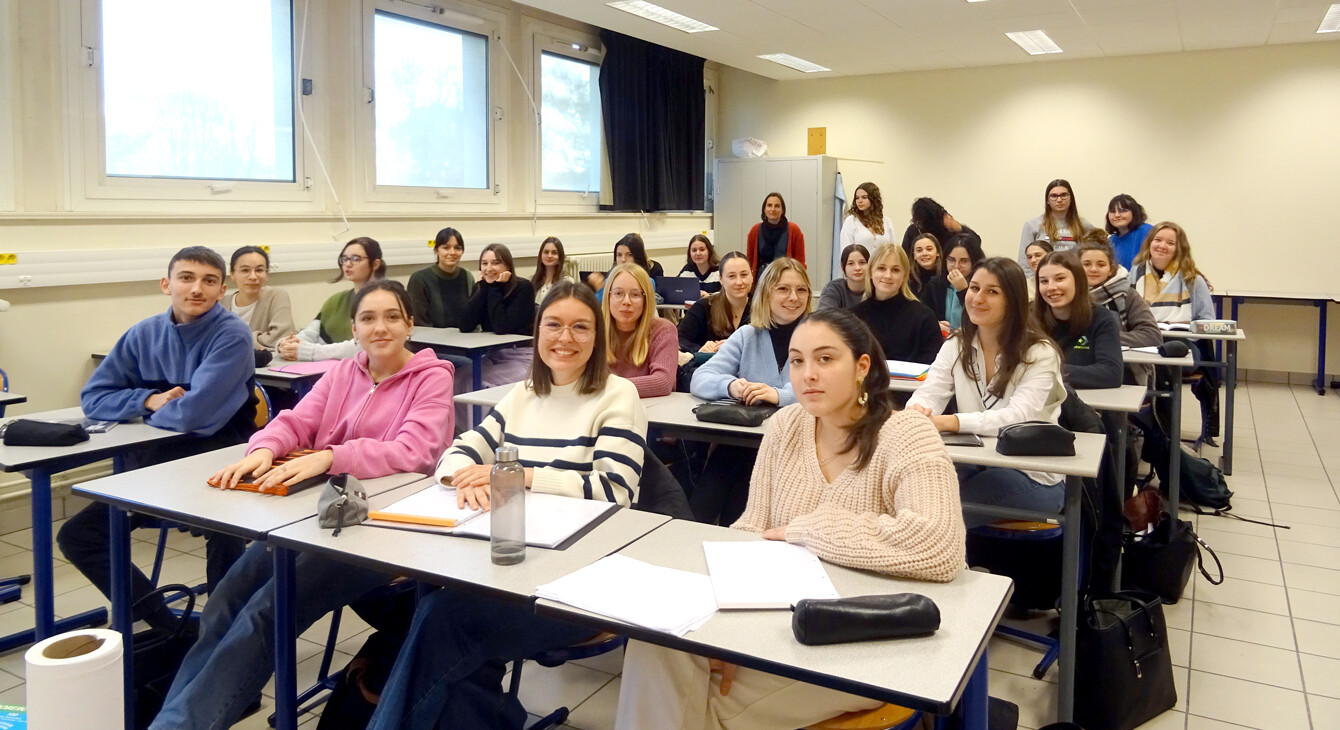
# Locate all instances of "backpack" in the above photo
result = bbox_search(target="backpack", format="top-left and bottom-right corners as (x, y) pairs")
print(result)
(1141, 432), (1233, 511)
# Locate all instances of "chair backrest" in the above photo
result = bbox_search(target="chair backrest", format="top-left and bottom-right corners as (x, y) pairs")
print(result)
(253, 385), (273, 428)
(0, 367), (7, 392)
(632, 445), (694, 520)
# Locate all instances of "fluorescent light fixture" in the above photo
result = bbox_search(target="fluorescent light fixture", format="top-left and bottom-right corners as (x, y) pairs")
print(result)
(757, 53), (831, 73)
(966, 0), (989, 3)
(1319, 3), (1340, 32)
(606, 1), (718, 33)
(1006, 29), (1063, 55)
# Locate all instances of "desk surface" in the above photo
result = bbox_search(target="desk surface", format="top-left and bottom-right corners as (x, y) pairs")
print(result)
(0, 407), (185, 472)
(1122, 350), (1194, 368)
(455, 383), (517, 408)
(943, 432), (1105, 479)
(92, 351), (317, 384)
(537, 519), (1012, 715)
(1159, 327), (1246, 342)
(268, 479), (671, 602)
(410, 327), (533, 351)
(72, 444), (423, 541)
(0, 393), (25, 407)
(1074, 384), (1146, 413)
(1221, 290), (1340, 301)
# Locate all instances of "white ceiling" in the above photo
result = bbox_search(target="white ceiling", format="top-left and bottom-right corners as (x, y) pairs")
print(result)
(515, 0), (1340, 79)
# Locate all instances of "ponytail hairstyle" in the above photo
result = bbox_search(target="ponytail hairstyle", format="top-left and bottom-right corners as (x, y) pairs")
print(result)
(1033, 250), (1093, 336)
(332, 237), (386, 284)
(798, 308), (894, 472)
(1040, 179), (1084, 244)
(846, 182), (885, 235)
(955, 257), (1055, 399)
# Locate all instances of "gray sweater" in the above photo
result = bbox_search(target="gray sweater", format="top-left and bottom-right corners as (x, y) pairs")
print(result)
(222, 287), (295, 350)
(817, 279), (865, 311)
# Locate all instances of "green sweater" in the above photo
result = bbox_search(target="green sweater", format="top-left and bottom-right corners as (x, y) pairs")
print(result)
(407, 265), (476, 329)
(316, 288), (356, 343)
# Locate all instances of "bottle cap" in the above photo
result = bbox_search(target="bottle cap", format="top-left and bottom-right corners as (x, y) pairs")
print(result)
(495, 445), (519, 462)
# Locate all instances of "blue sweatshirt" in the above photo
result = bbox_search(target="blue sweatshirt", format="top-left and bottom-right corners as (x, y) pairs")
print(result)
(1110, 223), (1153, 270)
(690, 324), (797, 406)
(81, 304), (256, 437)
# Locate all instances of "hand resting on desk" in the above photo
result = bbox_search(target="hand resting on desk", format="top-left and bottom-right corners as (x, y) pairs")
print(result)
(145, 386), (185, 412)
(211, 448), (334, 490)
(450, 464), (537, 510)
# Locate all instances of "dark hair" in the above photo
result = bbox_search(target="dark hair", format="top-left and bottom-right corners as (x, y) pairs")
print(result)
(1077, 234), (1117, 269)
(1024, 239), (1054, 270)
(613, 233), (652, 271)
(708, 251), (752, 337)
(229, 245), (269, 271)
(760, 192), (786, 222)
(1105, 194), (1148, 235)
(1033, 250), (1093, 336)
(529, 281), (609, 397)
(840, 244), (870, 274)
(945, 233), (985, 269)
(797, 309), (894, 472)
(846, 182), (885, 235)
(685, 234), (719, 273)
(434, 227), (465, 251)
(349, 279), (413, 322)
(531, 236), (567, 289)
(909, 197), (951, 241)
(168, 246), (226, 278)
(956, 258), (1054, 399)
(479, 243), (519, 296)
(1041, 179), (1083, 244)
(333, 237), (386, 284)
(909, 233), (942, 290)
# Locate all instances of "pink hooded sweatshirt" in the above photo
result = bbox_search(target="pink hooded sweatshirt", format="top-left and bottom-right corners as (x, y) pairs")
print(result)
(247, 349), (455, 478)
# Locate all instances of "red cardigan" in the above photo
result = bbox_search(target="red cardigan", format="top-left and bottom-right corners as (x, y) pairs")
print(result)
(746, 222), (806, 271)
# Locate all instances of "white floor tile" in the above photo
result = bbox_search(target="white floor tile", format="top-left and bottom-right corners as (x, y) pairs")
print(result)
(1214, 552), (1284, 586)
(564, 675), (620, 730)
(1194, 575), (1290, 616)
(985, 668), (1056, 729)
(1197, 528), (1279, 561)
(1300, 653), (1340, 700)
(1282, 522), (1340, 549)
(1284, 562), (1340, 596)
(1193, 603), (1296, 650)
(1271, 504), (1340, 529)
(1279, 541), (1340, 571)
(1308, 692), (1340, 729)
(1289, 588), (1340, 626)
(515, 660), (616, 720)
(1295, 619), (1340, 660)
(1188, 634), (1303, 690)
(1185, 671), (1310, 728)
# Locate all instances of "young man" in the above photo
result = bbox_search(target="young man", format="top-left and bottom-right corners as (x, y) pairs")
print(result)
(58, 246), (257, 628)
(407, 226), (475, 329)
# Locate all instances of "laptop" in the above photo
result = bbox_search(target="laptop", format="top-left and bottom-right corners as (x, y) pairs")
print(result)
(655, 277), (699, 305)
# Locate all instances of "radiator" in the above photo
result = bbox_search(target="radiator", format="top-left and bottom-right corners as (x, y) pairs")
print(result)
(571, 253), (613, 273)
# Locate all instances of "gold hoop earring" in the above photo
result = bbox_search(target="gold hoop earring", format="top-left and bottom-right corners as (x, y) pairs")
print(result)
(857, 379), (868, 407)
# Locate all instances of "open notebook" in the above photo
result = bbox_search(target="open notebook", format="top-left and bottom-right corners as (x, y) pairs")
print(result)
(365, 480), (618, 549)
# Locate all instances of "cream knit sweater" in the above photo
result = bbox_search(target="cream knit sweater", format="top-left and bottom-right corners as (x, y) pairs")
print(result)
(733, 404), (966, 582)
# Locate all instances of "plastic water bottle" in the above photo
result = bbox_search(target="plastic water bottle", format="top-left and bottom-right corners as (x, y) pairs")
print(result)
(490, 445), (526, 565)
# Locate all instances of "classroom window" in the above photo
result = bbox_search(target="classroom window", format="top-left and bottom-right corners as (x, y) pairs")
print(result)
(99, 0), (295, 182)
(373, 11), (489, 190)
(540, 52), (601, 194)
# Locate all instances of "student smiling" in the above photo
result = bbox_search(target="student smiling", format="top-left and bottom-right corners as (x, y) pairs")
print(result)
(222, 245), (294, 351)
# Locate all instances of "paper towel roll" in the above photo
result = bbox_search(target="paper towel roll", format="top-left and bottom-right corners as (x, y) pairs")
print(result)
(25, 629), (124, 729)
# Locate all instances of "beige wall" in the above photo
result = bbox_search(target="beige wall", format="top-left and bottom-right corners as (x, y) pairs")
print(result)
(717, 42), (1340, 375)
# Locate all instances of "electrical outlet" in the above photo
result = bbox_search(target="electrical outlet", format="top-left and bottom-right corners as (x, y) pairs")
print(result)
(18, 275), (31, 286)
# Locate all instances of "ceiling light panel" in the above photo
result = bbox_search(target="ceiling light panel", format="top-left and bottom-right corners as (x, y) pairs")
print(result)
(1006, 29), (1063, 55)
(606, 1), (718, 33)
(757, 53), (831, 73)
(1319, 4), (1340, 33)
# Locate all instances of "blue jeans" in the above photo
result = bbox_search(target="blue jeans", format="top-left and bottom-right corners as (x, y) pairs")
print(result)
(957, 464), (1065, 528)
(368, 587), (595, 730)
(149, 543), (392, 730)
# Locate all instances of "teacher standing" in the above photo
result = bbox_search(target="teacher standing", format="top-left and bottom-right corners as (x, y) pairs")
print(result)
(746, 192), (806, 275)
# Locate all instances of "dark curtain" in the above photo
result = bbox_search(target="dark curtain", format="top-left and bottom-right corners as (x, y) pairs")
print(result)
(598, 30), (705, 212)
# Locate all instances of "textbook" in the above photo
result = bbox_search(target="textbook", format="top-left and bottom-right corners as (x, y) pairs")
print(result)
(366, 484), (618, 549)
(702, 541), (839, 609)
(887, 359), (930, 381)
(205, 450), (326, 496)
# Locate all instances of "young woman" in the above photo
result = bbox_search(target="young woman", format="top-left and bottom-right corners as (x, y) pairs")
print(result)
(852, 244), (942, 365)
(1105, 194), (1153, 270)
(616, 309), (965, 730)
(530, 236), (574, 303)
(678, 252), (754, 354)
(149, 281), (455, 730)
(690, 258), (812, 524)
(456, 243), (537, 388)
(1017, 179), (1092, 268)
(817, 244), (868, 310)
(1078, 235), (1162, 351)
(925, 234), (984, 332)
(279, 237), (386, 361)
(1034, 250), (1124, 389)
(839, 182), (894, 250)
(746, 192), (806, 274)
(589, 233), (666, 294)
(906, 258), (1068, 527)
(1023, 239), (1054, 301)
(908, 232), (943, 300)
(408, 227), (476, 329)
(677, 234), (721, 295)
(1127, 221), (1214, 323)
(900, 197), (980, 261)
(604, 263), (678, 397)
(222, 245), (294, 351)
(365, 282), (647, 730)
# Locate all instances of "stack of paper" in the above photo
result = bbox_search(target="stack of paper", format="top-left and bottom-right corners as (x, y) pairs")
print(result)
(367, 483), (485, 528)
(887, 359), (930, 380)
(1121, 346), (1161, 354)
(702, 541), (840, 609)
(536, 554), (718, 636)
(1156, 322), (1191, 332)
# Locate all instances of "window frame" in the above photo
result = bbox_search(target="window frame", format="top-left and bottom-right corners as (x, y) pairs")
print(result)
(354, 0), (508, 212)
(0, 0), (16, 211)
(65, 0), (317, 211)
(527, 19), (603, 212)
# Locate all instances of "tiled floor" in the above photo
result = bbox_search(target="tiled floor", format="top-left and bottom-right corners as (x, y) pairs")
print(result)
(0, 381), (1337, 729)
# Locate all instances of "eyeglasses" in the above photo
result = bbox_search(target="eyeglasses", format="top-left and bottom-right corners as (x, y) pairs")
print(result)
(1047, 193), (1071, 201)
(608, 289), (645, 302)
(234, 267), (268, 276)
(338, 255), (367, 266)
(539, 322), (596, 342)
(772, 285), (810, 299)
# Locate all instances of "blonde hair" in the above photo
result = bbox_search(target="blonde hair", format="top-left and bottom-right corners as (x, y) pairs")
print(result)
(601, 263), (659, 367)
(863, 244), (918, 303)
(1133, 221), (1203, 286)
(749, 258), (813, 329)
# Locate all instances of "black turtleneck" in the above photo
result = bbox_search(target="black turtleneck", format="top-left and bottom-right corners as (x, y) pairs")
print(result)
(768, 317), (801, 371)
(851, 295), (943, 365)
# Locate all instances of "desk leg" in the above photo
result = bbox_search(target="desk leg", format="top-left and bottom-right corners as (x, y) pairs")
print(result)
(1223, 341), (1237, 475)
(960, 647), (989, 730)
(1317, 300), (1328, 396)
(273, 545), (298, 730)
(1168, 366), (1183, 511)
(29, 469), (56, 641)
(1057, 475), (1081, 724)
(110, 506), (134, 730)
(471, 353), (485, 425)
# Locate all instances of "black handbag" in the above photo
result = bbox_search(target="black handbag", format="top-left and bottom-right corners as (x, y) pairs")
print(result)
(995, 421), (1075, 456)
(791, 593), (940, 646)
(692, 400), (778, 427)
(1075, 591), (1177, 730)
(1, 419), (90, 446)
(1122, 515), (1223, 604)
(132, 584), (199, 730)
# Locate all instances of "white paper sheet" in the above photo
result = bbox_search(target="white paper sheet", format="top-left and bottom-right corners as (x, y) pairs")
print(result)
(702, 541), (840, 609)
(537, 554), (719, 636)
